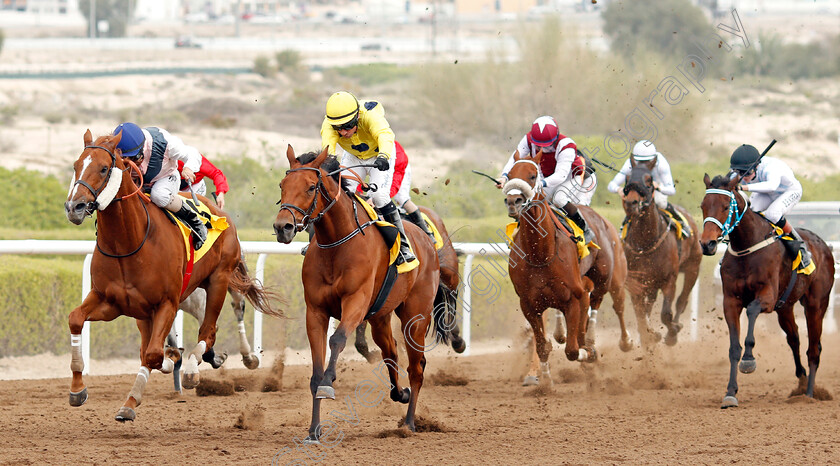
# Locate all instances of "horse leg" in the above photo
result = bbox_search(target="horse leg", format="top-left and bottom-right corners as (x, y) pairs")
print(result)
(165, 330), (182, 393)
(67, 295), (121, 407)
(115, 319), (154, 422)
(610, 282), (633, 352)
(522, 303), (553, 387)
(230, 287), (259, 369)
(183, 282), (227, 389)
(443, 287), (466, 353)
(354, 321), (378, 364)
(631, 291), (656, 350)
(673, 260), (701, 336)
(317, 294), (369, 399)
(661, 276), (680, 346)
(776, 305), (807, 382)
(739, 299), (764, 374)
(400, 305), (432, 433)
(305, 308), (328, 444)
(523, 327), (540, 386)
(562, 294), (593, 362)
(802, 292), (828, 398)
(721, 295), (743, 408)
(369, 313), (411, 403)
(552, 309), (566, 344)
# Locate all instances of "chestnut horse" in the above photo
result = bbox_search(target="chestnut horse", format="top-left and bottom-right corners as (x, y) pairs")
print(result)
(65, 131), (280, 421)
(354, 205), (466, 360)
(622, 162), (703, 347)
(700, 173), (834, 408)
(504, 152), (631, 386)
(273, 146), (444, 439)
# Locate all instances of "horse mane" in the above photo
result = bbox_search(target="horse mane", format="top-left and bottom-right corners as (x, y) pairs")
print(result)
(709, 173), (734, 189)
(296, 151), (353, 192)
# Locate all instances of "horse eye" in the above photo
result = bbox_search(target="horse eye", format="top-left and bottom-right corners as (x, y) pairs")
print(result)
(100, 166), (108, 175)
(308, 185), (316, 192)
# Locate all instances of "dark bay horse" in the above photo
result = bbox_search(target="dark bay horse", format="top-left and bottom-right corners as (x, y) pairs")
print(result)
(354, 205), (466, 360)
(504, 152), (631, 386)
(700, 173), (834, 408)
(65, 130), (280, 421)
(273, 146), (445, 438)
(622, 162), (703, 347)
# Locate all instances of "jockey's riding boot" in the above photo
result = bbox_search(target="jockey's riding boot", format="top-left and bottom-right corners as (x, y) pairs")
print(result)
(379, 203), (416, 265)
(568, 210), (595, 244)
(788, 228), (812, 269)
(665, 203), (688, 237)
(406, 210), (436, 242)
(174, 204), (207, 250)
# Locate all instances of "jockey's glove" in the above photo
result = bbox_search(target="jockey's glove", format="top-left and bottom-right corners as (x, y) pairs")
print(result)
(373, 155), (390, 171)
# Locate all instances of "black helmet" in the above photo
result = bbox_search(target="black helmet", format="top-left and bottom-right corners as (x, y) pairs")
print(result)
(730, 144), (761, 173)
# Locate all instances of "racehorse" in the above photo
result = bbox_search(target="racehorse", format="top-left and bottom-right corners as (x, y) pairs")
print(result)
(504, 152), (632, 386)
(167, 281), (261, 392)
(64, 130), (280, 421)
(354, 205), (466, 361)
(700, 173), (834, 408)
(622, 161), (703, 347)
(273, 146), (446, 438)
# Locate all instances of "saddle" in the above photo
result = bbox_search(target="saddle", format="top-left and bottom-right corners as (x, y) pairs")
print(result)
(620, 208), (691, 241)
(505, 206), (599, 260)
(160, 195), (229, 262)
(355, 194), (419, 274)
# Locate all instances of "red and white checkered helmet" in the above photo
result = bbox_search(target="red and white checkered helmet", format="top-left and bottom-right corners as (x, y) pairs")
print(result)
(527, 116), (559, 148)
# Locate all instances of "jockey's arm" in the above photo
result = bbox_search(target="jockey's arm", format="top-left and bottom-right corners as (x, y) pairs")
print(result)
(543, 146), (576, 187)
(200, 156), (230, 196)
(366, 111), (396, 161)
(163, 130), (202, 174)
(320, 119), (340, 156)
(654, 157), (676, 196)
(606, 159), (632, 193)
(743, 170), (782, 193)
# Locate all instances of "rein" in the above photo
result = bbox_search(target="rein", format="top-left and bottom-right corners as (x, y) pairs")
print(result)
(624, 215), (672, 256)
(703, 188), (748, 242)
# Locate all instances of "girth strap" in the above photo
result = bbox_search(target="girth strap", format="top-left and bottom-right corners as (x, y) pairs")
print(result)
(774, 269), (798, 311)
(365, 263), (398, 320)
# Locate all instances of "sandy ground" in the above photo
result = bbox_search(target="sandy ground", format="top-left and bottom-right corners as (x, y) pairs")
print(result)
(1, 322), (838, 465)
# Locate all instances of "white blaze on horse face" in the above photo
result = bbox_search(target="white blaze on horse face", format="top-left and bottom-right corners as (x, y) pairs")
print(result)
(69, 154), (93, 199)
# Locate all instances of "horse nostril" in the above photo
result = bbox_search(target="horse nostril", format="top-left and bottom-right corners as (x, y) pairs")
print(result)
(73, 201), (86, 212)
(282, 223), (294, 232)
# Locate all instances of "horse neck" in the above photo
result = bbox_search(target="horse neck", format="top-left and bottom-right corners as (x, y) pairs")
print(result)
(626, 201), (666, 248)
(95, 171), (148, 254)
(516, 196), (557, 257)
(728, 199), (771, 250)
(311, 181), (365, 246)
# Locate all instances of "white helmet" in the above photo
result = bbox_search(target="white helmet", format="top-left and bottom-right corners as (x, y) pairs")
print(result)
(632, 140), (657, 161)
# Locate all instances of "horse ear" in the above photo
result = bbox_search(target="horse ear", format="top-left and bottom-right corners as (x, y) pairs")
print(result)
(286, 145), (299, 168)
(727, 173), (741, 191)
(630, 156), (637, 168)
(512, 150), (521, 162)
(84, 129), (92, 147)
(703, 173), (711, 188)
(533, 151), (543, 165)
(312, 146), (330, 167)
(111, 129), (122, 147)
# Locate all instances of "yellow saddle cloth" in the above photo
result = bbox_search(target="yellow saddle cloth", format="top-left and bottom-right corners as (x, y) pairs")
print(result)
(420, 212), (444, 251)
(356, 195), (419, 274)
(620, 208), (691, 241)
(768, 222), (816, 275)
(166, 195), (230, 262)
(505, 214), (598, 261)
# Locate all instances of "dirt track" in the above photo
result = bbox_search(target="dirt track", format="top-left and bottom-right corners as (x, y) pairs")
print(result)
(1, 323), (839, 465)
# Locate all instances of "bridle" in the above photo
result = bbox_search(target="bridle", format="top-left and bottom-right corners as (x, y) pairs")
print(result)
(72, 144), (150, 258)
(703, 188), (748, 242)
(504, 160), (560, 267)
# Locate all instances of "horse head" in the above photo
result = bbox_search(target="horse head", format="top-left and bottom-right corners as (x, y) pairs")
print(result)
(699, 172), (744, 255)
(503, 151), (543, 218)
(65, 130), (126, 225)
(623, 164), (654, 217)
(273, 145), (338, 243)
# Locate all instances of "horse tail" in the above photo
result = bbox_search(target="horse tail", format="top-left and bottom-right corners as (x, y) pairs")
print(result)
(431, 284), (452, 345)
(228, 259), (284, 318)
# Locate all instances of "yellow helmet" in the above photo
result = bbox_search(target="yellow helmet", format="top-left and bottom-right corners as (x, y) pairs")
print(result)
(325, 91), (360, 126)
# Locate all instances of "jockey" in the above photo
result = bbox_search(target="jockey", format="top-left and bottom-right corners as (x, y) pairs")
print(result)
(730, 144), (811, 267)
(497, 115), (597, 243)
(388, 141), (436, 241)
(607, 140), (686, 231)
(113, 122), (207, 250)
(320, 91), (415, 265)
(176, 155), (230, 209)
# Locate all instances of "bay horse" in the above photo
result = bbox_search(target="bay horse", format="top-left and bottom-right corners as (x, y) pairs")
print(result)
(273, 146), (445, 439)
(354, 205), (466, 361)
(504, 152), (632, 386)
(700, 173), (834, 408)
(622, 161), (703, 347)
(64, 130), (280, 422)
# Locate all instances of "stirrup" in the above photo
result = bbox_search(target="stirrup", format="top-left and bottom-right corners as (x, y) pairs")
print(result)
(397, 246), (416, 265)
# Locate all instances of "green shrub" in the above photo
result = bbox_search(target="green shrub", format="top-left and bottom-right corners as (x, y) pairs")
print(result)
(332, 63), (414, 87)
(275, 49), (302, 73)
(0, 167), (90, 231)
(253, 55), (276, 78)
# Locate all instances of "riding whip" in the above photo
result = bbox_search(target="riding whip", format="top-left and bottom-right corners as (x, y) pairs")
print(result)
(187, 181), (199, 205)
(471, 170), (500, 184)
(590, 157), (621, 173)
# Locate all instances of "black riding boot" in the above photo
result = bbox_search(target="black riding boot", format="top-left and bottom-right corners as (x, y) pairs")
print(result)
(786, 228), (812, 269)
(173, 204), (207, 250)
(566, 208), (595, 244)
(379, 203), (416, 265)
(406, 210), (436, 242)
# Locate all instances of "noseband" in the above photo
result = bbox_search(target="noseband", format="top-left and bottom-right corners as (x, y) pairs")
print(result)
(703, 188), (747, 242)
(73, 145), (118, 215)
(277, 167), (338, 233)
(504, 159), (544, 210)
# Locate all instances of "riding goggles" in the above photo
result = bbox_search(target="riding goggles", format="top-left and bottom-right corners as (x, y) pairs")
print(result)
(331, 116), (359, 132)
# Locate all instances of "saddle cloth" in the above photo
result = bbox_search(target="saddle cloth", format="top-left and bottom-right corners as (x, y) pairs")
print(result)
(505, 208), (599, 261)
(767, 222), (816, 275)
(620, 208), (691, 241)
(163, 195), (229, 263)
(356, 194), (419, 274)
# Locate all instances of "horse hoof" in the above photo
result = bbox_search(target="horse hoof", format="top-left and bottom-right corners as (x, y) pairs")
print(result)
(451, 337), (466, 354)
(553, 332), (566, 344)
(653, 332), (662, 343)
(303, 435), (320, 445)
(664, 331), (678, 347)
(739, 359), (756, 374)
(522, 376), (539, 386)
(68, 388), (88, 407)
(242, 354), (260, 370)
(182, 372), (200, 390)
(584, 348), (598, 363)
(316, 386), (335, 400)
(391, 387), (411, 404)
(619, 338), (634, 352)
(115, 407), (136, 422)
(721, 396), (739, 408)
